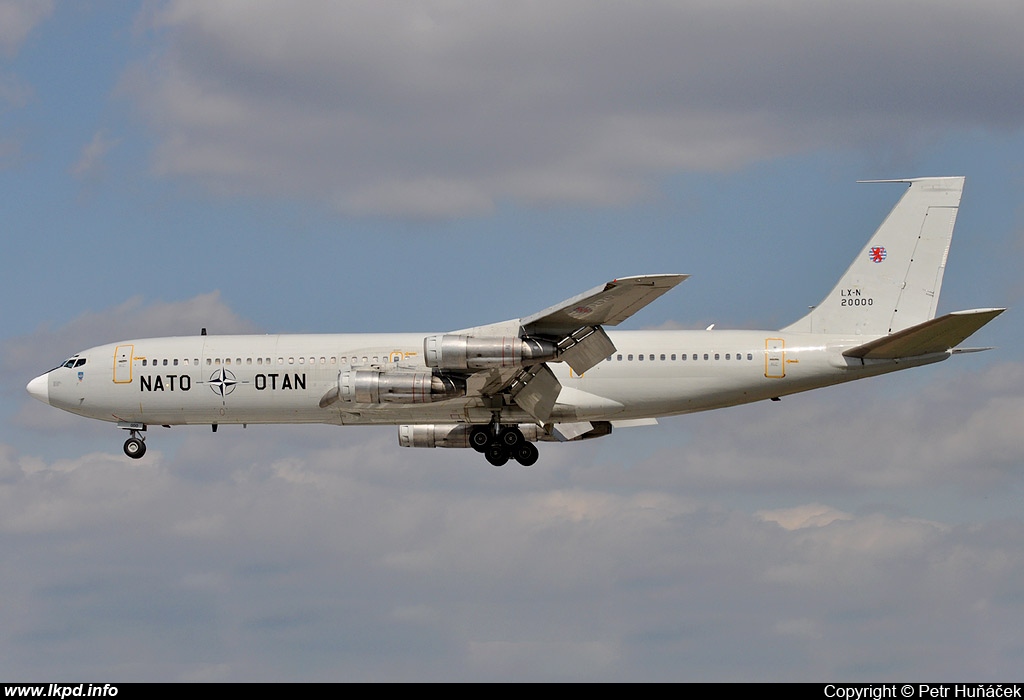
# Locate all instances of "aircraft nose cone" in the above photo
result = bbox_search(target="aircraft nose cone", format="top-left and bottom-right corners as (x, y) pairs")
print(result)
(26, 373), (50, 405)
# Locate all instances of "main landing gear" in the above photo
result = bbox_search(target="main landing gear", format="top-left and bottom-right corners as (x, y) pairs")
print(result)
(469, 421), (539, 467)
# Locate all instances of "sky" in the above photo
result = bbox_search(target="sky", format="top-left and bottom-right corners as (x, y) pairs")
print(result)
(2, 0), (1024, 682)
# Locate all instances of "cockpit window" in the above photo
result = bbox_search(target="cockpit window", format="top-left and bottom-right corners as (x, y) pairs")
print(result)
(74, 358), (86, 367)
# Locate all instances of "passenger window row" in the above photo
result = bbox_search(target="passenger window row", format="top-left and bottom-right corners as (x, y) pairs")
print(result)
(610, 352), (755, 362)
(136, 355), (405, 367)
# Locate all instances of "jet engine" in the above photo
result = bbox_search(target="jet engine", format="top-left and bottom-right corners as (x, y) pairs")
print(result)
(423, 334), (558, 370)
(338, 369), (464, 404)
(398, 424), (473, 448)
(398, 423), (553, 448)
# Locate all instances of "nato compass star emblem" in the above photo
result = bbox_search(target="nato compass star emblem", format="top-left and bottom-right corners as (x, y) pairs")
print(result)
(201, 368), (248, 400)
(208, 368), (238, 397)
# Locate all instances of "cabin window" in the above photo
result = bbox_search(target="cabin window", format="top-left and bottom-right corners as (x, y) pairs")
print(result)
(725, 354), (731, 360)
(627, 354), (633, 361)
(638, 354), (644, 361)
(681, 354), (686, 361)
(703, 354), (709, 360)
(298, 357), (305, 364)
(747, 353), (753, 360)
(660, 354), (666, 361)
(617, 354), (623, 361)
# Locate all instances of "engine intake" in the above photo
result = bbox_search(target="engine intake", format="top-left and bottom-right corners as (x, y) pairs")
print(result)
(339, 369), (464, 404)
(424, 334), (558, 370)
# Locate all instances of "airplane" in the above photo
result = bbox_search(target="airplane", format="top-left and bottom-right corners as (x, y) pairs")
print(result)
(26, 177), (1004, 467)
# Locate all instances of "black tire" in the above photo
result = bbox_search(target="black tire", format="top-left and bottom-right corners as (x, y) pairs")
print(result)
(469, 426), (491, 453)
(485, 444), (509, 467)
(123, 437), (146, 459)
(500, 427), (523, 448)
(514, 442), (539, 467)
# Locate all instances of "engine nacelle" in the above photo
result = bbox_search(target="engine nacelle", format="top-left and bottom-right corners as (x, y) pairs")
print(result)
(339, 369), (464, 404)
(398, 423), (547, 448)
(424, 334), (558, 370)
(398, 424), (473, 448)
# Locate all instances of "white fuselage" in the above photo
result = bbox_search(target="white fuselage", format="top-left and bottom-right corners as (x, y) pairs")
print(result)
(33, 329), (946, 428)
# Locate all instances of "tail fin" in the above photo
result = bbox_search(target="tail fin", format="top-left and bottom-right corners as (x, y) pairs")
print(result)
(782, 177), (964, 336)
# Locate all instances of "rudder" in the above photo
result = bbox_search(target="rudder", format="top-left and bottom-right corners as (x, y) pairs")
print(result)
(782, 177), (964, 336)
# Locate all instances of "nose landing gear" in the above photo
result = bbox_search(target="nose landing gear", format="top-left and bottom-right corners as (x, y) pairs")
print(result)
(118, 422), (147, 459)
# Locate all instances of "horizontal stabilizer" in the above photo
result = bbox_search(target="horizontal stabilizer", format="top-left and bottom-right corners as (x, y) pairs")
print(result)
(843, 308), (1005, 359)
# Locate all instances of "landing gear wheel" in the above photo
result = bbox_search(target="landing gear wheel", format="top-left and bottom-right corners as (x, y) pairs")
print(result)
(513, 442), (539, 467)
(123, 437), (146, 459)
(485, 444), (510, 467)
(500, 427), (524, 448)
(469, 426), (491, 453)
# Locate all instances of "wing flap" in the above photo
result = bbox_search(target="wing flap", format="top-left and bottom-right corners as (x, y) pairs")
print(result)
(843, 308), (1005, 359)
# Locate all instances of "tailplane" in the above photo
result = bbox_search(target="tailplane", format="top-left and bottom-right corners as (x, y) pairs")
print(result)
(783, 177), (964, 336)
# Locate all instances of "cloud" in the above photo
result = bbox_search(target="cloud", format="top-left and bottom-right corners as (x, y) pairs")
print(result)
(70, 131), (120, 180)
(2, 427), (1023, 680)
(124, 1), (1024, 218)
(601, 361), (1024, 501)
(0, 0), (53, 56)
(0, 0), (51, 169)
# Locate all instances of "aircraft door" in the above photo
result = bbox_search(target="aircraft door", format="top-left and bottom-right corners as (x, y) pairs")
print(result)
(765, 338), (785, 378)
(114, 345), (134, 384)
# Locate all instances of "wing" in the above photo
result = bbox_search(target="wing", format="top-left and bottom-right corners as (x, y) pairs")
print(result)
(519, 274), (689, 334)
(446, 274), (688, 423)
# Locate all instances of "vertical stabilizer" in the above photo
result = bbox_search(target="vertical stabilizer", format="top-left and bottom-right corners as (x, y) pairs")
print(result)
(782, 177), (964, 336)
